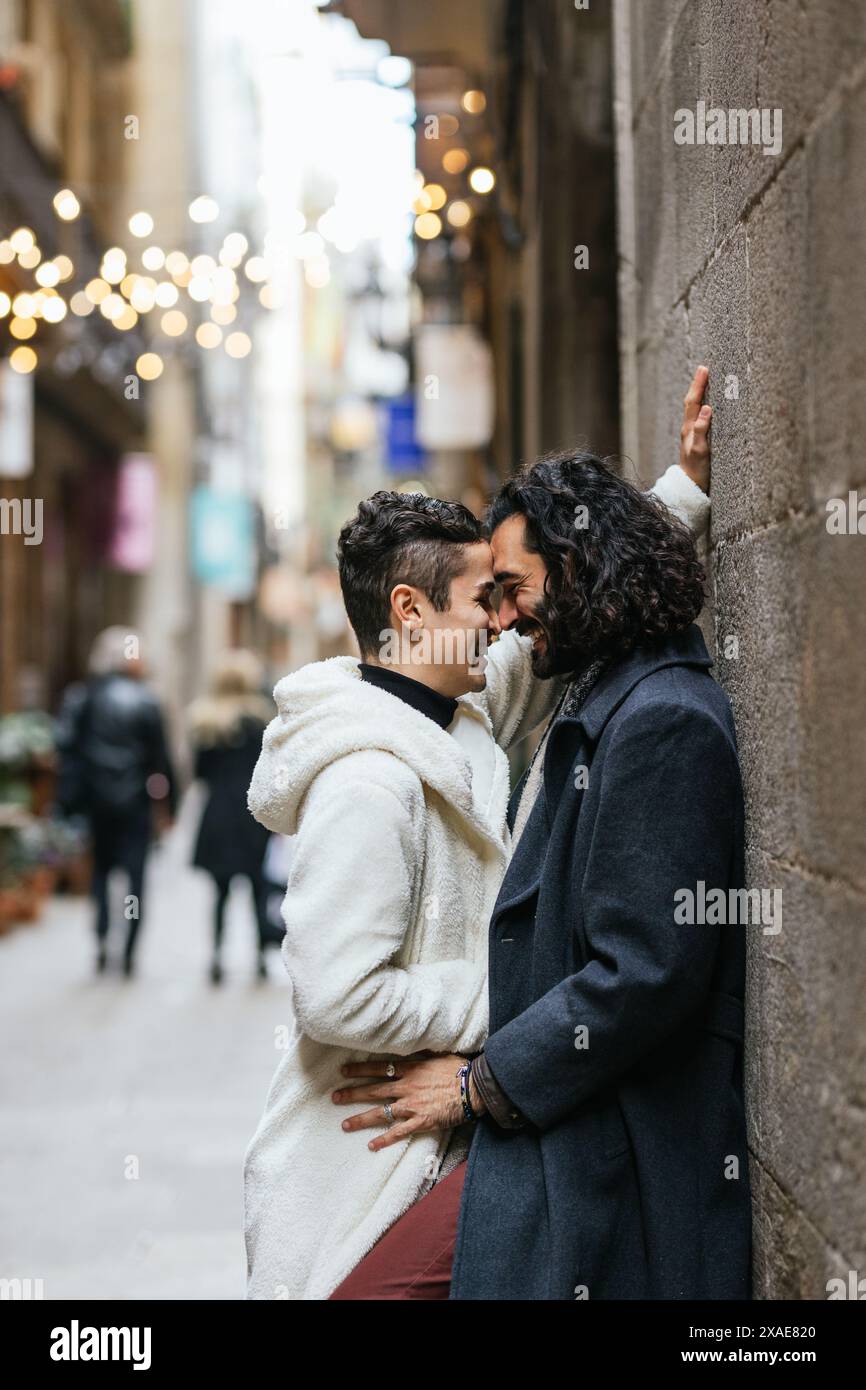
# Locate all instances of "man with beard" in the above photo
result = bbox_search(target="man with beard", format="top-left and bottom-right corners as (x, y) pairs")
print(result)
(331, 388), (751, 1300)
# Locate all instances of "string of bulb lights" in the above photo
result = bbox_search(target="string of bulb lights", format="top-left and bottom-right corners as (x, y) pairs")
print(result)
(0, 189), (335, 380)
(0, 99), (495, 381)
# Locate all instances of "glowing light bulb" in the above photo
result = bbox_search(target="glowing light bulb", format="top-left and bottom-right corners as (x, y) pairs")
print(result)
(161, 309), (188, 336)
(461, 90), (487, 114)
(196, 323), (222, 349)
(100, 294), (126, 321)
(447, 200), (472, 228)
(136, 352), (164, 380)
(243, 256), (268, 282)
(165, 251), (189, 277)
(129, 211), (154, 237)
(85, 278), (111, 304)
(415, 212), (442, 239)
(42, 297), (67, 323)
(423, 184), (447, 211)
(189, 195), (219, 224)
(142, 246), (165, 271)
(225, 331), (252, 358)
(443, 149), (469, 174)
(10, 227), (35, 254)
(469, 167), (495, 194)
(154, 282), (179, 308)
(10, 346), (38, 373)
(187, 276), (211, 303)
(12, 292), (37, 317)
(130, 283), (156, 313)
(53, 190), (81, 220)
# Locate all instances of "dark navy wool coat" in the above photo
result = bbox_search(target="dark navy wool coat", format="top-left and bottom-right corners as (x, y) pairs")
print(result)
(450, 626), (752, 1300)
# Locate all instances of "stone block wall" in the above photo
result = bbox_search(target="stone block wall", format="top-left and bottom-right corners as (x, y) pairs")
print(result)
(614, 0), (866, 1297)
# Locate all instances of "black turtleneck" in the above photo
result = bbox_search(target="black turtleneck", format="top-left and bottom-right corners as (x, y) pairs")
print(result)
(358, 663), (458, 730)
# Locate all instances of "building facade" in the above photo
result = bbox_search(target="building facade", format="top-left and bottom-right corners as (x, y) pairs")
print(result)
(0, 0), (144, 714)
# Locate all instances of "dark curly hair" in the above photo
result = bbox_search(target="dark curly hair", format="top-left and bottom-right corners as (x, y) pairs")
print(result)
(484, 450), (705, 671)
(337, 491), (482, 657)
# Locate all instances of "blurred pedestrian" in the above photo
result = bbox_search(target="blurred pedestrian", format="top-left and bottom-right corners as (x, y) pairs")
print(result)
(55, 627), (177, 977)
(187, 651), (274, 985)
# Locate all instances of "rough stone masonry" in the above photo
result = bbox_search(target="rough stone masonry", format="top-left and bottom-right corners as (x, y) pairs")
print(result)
(613, 0), (866, 1298)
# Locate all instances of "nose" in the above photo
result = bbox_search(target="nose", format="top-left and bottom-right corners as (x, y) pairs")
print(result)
(498, 597), (519, 631)
(487, 608), (502, 638)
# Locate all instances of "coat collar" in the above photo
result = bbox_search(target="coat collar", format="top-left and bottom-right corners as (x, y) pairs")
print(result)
(490, 626), (714, 928)
(566, 624), (713, 743)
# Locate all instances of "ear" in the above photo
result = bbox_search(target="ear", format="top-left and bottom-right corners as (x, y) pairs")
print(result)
(389, 583), (422, 628)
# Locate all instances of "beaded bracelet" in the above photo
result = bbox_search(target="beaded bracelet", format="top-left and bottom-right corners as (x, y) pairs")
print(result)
(457, 1058), (477, 1122)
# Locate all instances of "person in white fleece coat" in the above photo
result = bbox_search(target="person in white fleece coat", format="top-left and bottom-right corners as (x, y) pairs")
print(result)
(243, 455), (709, 1301)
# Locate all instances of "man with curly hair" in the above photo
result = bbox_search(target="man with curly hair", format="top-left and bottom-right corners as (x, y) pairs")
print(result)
(332, 374), (752, 1300)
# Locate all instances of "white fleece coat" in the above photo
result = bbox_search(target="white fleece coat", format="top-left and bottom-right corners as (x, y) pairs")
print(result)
(242, 463), (708, 1301)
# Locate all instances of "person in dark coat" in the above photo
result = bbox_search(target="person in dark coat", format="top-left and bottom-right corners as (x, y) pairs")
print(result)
(330, 437), (753, 1299)
(55, 626), (177, 977)
(188, 651), (275, 984)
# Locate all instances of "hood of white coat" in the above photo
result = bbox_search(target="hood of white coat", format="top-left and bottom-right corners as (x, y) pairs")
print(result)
(248, 655), (497, 841)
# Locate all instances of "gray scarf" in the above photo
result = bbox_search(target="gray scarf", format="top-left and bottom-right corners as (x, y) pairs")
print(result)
(510, 657), (606, 849)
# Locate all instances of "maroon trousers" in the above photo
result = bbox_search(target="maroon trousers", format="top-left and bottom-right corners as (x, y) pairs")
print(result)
(329, 1159), (467, 1300)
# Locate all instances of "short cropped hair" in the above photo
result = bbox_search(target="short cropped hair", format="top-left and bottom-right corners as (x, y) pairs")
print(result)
(337, 491), (482, 657)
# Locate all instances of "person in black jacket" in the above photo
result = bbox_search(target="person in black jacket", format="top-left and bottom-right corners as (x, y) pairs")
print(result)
(55, 627), (177, 977)
(188, 651), (274, 984)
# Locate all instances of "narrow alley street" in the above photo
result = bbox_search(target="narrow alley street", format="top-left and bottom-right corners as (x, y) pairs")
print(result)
(0, 0), (862, 1328)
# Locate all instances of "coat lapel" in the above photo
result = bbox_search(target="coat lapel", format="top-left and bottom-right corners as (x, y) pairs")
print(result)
(491, 792), (548, 922)
(574, 625), (712, 743)
(544, 624), (713, 803)
(491, 625), (714, 925)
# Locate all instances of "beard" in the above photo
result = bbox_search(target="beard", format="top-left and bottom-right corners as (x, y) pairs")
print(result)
(517, 601), (586, 679)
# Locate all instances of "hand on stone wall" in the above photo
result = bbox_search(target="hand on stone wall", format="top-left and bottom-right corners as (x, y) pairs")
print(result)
(679, 365), (713, 494)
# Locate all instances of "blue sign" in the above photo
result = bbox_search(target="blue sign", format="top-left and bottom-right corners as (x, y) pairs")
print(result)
(385, 394), (426, 473)
(190, 487), (256, 599)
